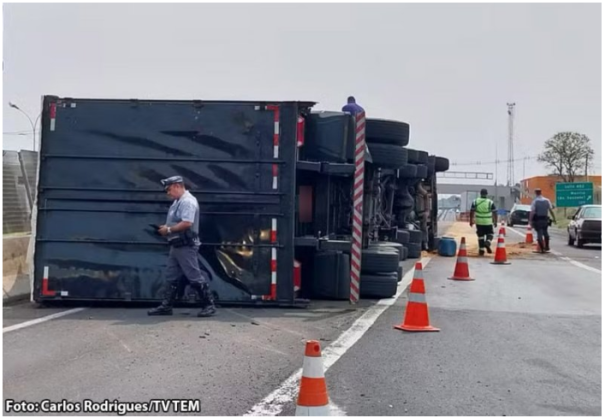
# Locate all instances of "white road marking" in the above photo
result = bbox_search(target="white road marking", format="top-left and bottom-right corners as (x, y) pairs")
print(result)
(506, 226), (601, 274)
(3, 308), (87, 334)
(245, 258), (431, 416)
(506, 226), (526, 239)
(329, 402), (347, 416)
(551, 253), (602, 275)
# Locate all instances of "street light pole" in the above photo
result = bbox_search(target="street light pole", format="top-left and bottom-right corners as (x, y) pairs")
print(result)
(9, 102), (40, 151)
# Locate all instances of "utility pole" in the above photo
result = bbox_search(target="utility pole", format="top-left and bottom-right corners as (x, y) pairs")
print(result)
(506, 103), (516, 188)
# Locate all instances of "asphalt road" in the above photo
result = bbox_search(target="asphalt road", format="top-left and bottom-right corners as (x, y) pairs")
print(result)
(315, 254), (601, 416)
(508, 224), (601, 271)
(4, 223), (600, 416)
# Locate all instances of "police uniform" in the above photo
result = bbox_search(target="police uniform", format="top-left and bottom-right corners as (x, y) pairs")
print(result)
(531, 192), (553, 252)
(148, 176), (216, 317)
(471, 193), (497, 255)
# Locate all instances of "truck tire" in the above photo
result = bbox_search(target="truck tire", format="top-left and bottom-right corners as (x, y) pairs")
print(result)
(408, 230), (423, 244)
(373, 242), (405, 260)
(401, 246), (409, 261)
(398, 164), (417, 179)
(366, 119), (410, 146)
(397, 265), (404, 282)
(360, 273), (398, 298)
(414, 164), (428, 179)
(406, 149), (419, 164)
(435, 156), (450, 172)
(396, 229), (410, 245)
(408, 148), (428, 165)
(405, 242), (422, 259)
(361, 248), (400, 273)
(368, 143), (408, 169)
(427, 156), (436, 177)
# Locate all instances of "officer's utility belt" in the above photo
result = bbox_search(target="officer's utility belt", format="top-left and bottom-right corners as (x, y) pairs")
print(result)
(167, 230), (199, 248)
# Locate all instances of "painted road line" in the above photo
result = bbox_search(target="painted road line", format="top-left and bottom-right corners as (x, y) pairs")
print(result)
(3, 308), (87, 334)
(245, 258), (432, 416)
(506, 226), (601, 274)
(551, 253), (601, 275)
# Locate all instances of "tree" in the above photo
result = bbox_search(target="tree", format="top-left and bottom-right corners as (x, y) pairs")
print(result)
(538, 132), (594, 182)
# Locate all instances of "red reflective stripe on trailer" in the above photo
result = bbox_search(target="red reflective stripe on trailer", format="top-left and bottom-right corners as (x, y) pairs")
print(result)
(297, 116), (305, 147)
(272, 164), (278, 177)
(49, 103), (57, 131)
(270, 284), (277, 299)
(42, 266), (56, 296)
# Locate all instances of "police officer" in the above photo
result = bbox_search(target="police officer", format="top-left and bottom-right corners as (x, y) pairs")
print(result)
(469, 189), (497, 256)
(529, 188), (557, 253)
(148, 176), (216, 317)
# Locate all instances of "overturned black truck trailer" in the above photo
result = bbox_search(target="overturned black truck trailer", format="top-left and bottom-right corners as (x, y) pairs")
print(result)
(32, 96), (448, 306)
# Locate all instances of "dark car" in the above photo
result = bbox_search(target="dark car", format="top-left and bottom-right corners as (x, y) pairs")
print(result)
(567, 205), (602, 248)
(507, 204), (532, 226)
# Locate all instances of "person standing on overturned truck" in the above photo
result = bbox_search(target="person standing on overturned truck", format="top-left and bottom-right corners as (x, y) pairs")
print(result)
(148, 176), (216, 317)
(469, 188), (498, 256)
(529, 188), (557, 253)
(342, 96), (364, 114)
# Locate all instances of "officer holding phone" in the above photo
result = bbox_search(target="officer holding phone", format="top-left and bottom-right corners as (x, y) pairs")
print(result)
(148, 176), (216, 317)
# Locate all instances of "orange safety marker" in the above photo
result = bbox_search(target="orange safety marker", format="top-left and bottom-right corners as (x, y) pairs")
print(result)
(491, 231), (511, 265)
(394, 263), (440, 332)
(448, 237), (474, 281)
(501, 222), (506, 237)
(525, 224), (534, 244)
(295, 340), (331, 416)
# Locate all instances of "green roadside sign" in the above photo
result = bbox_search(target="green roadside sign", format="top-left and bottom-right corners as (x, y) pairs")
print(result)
(555, 182), (594, 207)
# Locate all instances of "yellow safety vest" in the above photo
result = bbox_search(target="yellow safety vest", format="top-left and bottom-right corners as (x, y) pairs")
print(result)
(474, 198), (494, 226)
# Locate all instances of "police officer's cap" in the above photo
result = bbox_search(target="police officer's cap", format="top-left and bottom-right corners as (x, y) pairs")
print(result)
(161, 176), (184, 189)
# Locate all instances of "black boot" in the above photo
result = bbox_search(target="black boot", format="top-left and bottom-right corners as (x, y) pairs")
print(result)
(148, 282), (179, 316)
(544, 238), (550, 252)
(538, 239), (545, 254)
(193, 283), (216, 318)
(485, 239), (493, 254)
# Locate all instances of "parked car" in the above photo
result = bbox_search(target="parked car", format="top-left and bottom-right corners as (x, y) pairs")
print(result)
(507, 204), (532, 226)
(567, 205), (602, 248)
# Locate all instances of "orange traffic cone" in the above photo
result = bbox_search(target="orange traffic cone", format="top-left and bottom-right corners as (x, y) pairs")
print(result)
(395, 262), (440, 332)
(296, 340), (330, 416)
(525, 225), (534, 244)
(448, 237), (474, 281)
(490, 231), (511, 265)
(501, 222), (506, 237)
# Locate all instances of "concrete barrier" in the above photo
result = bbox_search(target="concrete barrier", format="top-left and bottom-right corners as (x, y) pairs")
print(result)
(3, 235), (31, 302)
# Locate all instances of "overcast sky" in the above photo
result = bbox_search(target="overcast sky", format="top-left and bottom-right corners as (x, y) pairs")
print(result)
(3, 3), (601, 183)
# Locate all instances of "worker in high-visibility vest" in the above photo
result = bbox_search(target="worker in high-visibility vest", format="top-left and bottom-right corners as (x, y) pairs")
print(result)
(469, 189), (498, 256)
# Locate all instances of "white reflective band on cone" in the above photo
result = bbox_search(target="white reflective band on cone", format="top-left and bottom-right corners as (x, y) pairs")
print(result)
(295, 405), (331, 416)
(408, 293), (427, 303)
(302, 356), (325, 378)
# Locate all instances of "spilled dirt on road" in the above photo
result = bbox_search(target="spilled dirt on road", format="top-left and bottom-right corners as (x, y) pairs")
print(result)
(441, 222), (539, 259)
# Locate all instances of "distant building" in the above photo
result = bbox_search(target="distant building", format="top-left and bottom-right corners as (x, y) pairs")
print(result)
(519, 175), (602, 205)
